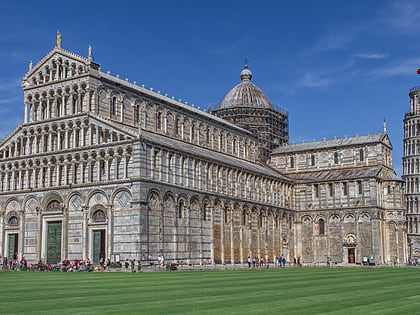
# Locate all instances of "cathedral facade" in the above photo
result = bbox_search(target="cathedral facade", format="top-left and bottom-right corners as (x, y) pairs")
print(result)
(0, 38), (406, 266)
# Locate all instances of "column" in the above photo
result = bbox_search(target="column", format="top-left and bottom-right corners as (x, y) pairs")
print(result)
(24, 103), (28, 123)
(96, 158), (101, 182)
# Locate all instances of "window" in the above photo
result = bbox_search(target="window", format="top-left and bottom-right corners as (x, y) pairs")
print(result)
(110, 97), (116, 116)
(156, 112), (162, 130)
(318, 219), (325, 235)
(334, 152), (339, 164)
(314, 184), (320, 198)
(343, 182), (348, 196)
(92, 210), (106, 222)
(175, 118), (179, 135)
(311, 154), (316, 166)
(46, 200), (63, 212)
(329, 183), (334, 196)
(178, 201), (184, 219)
(357, 180), (363, 194)
(203, 204), (209, 221)
(359, 149), (364, 161)
(8, 216), (19, 226)
(290, 156), (295, 168)
(134, 105), (139, 123)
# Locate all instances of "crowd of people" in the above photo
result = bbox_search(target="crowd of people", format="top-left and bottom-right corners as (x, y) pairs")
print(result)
(3, 254), (413, 272)
(0, 255), (112, 272)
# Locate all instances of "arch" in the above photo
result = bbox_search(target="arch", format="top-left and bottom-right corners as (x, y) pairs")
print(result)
(87, 189), (109, 207)
(343, 213), (355, 223)
(5, 198), (20, 212)
(177, 195), (188, 219)
(302, 215), (312, 226)
(67, 192), (84, 212)
(90, 205), (107, 223)
(6, 211), (19, 226)
(329, 214), (341, 223)
(163, 192), (176, 210)
(147, 190), (161, 209)
(42, 192), (64, 211)
(112, 188), (132, 209)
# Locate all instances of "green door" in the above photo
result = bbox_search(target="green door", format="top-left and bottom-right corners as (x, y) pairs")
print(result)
(92, 230), (105, 265)
(7, 234), (18, 260)
(46, 221), (62, 264)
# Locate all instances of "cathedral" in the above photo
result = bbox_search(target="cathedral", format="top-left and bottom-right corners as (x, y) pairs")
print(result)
(0, 35), (406, 266)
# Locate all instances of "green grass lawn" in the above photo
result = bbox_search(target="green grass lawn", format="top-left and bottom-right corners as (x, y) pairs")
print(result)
(1, 267), (420, 314)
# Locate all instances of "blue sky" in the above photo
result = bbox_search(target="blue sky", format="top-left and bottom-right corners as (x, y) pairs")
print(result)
(1, 0), (420, 175)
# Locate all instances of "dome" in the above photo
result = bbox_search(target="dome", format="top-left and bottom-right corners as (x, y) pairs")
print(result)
(220, 65), (273, 110)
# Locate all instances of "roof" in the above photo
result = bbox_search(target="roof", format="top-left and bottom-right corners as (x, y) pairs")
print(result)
(288, 166), (401, 183)
(140, 130), (293, 183)
(220, 66), (274, 110)
(272, 133), (390, 154)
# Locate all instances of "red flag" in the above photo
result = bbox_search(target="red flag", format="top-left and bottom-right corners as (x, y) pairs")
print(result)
(417, 69), (420, 74)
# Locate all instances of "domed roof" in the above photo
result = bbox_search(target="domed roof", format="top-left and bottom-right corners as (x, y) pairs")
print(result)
(220, 65), (273, 110)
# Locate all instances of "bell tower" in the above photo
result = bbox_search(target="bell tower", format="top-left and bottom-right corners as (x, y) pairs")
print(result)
(403, 83), (420, 259)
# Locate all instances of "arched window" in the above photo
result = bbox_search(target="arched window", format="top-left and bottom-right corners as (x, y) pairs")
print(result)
(46, 200), (63, 212)
(134, 105), (139, 123)
(311, 154), (316, 166)
(290, 156), (295, 168)
(156, 112), (162, 130)
(334, 152), (339, 164)
(92, 209), (106, 222)
(175, 118), (179, 135)
(178, 201), (184, 219)
(8, 216), (19, 226)
(110, 96), (116, 116)
(318, 219), (325, 235)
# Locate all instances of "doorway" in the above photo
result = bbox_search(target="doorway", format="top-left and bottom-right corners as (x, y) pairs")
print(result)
(46, 221), (62, 264)
(7, 233), (18, 260)
(92, 229), (106, 264)
(348, 248), (355, 263)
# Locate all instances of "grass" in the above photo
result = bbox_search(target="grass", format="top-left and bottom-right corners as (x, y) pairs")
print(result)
(1, 267), (420, 314)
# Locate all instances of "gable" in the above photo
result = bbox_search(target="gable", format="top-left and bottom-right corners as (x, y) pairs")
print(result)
(22, 47), (95, 90)
(381, 133), (392, 149)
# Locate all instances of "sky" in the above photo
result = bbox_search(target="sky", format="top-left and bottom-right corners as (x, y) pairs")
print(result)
(1, 0), (420, 175)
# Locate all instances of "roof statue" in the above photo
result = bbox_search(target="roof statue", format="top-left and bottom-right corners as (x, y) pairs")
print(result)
(220, 64), (273, 110)
(56, 31), (62, 48)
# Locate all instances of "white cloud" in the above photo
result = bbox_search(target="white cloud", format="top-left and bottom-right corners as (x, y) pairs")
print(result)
(300, 73), (331, 88)
(366, 57), (420, 78)
(354, 53), (387, 59)
(387, 0), (420, 32)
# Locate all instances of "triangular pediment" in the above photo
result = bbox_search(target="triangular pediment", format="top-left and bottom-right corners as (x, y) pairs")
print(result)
(22, 47), (98, 89)
(380, 133), (392, 148)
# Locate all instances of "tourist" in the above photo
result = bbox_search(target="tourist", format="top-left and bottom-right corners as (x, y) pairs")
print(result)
(247, 256), (251, 268)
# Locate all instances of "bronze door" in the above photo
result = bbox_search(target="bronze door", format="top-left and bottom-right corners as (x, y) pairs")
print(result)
(46, 221), (62, 264)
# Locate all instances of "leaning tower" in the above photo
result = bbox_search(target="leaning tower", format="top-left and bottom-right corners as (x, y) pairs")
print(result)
(403, 85), (420, 260)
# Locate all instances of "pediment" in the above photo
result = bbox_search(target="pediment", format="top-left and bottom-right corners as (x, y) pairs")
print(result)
(22, 47), (97, 89)
(381, 133), (392, 148)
